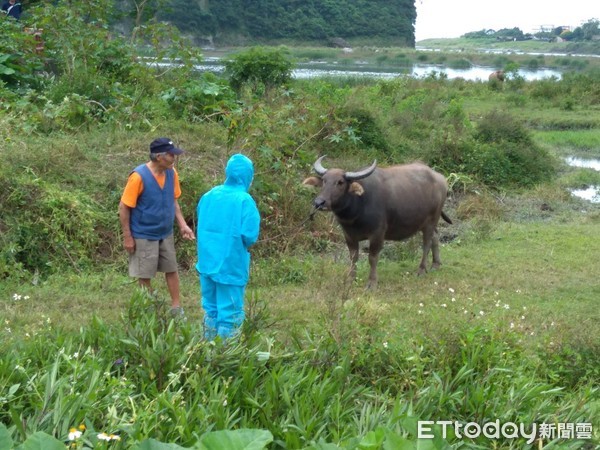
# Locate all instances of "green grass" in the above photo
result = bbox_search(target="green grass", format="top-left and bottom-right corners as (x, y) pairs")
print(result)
(3, 212), (598, 355)
(3, 214), (599, 448)
(2, 52), (600, 448)
(534, 129), (600, 156)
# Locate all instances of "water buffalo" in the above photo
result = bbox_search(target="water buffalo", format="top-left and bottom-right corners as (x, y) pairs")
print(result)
(489, 70), (505, 82)
(303, 156), (452, 289)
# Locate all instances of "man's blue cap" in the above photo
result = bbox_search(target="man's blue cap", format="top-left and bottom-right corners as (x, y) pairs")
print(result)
(150, 137), (184, 155)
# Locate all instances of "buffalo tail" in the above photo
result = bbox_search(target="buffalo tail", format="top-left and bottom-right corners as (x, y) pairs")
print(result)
(441, 211), (453, 224)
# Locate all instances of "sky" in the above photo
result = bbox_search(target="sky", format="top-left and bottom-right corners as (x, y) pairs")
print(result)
(415, 0), (598, 41)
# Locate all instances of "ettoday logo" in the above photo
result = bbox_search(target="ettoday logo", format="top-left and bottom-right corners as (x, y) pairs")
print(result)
(418, 420), (593, 444)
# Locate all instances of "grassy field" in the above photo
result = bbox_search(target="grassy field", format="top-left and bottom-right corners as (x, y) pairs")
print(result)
(4, 196), (599, 349)
(1, 55), (599, 448)
(2, 191), (599, 448)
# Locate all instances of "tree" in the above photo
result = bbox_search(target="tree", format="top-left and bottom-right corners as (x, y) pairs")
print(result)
(580, 19), (600, 41)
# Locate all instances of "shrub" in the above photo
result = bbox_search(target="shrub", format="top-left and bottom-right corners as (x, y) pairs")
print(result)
(471, 111), (556, 186)
(423, 110), (556, 188)
(0, 171), (111, 278)
(339, 107), (389, 151)
(225, 46), (294, 94)
(160, 73), (236, 121)
(474, 109), (532, 146)
(447, 58), (472, 69)
(0, 20), (46, 89)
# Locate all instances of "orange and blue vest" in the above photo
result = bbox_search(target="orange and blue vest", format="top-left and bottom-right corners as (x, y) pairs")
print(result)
(130, 164), (175, 240)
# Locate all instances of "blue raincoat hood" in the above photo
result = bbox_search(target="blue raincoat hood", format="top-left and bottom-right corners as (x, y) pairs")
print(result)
(224, 154), (254, 191)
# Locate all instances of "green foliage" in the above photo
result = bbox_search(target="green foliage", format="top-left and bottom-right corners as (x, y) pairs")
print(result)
(475, 110), (532, 145)
(169, 0), (416, 45)
(225, 46), (294, 93)
(160, 73), (237, 121)
(447, 58), (472, 69)
(0, 420), (274, 449)
(0, 169), (109, 278)
(462, 21), (598, 43)
(1, 289), (597, 448)
(417, 105), (557, 188)
(338, 107), (389, 151)
(0, 20), (46, 89)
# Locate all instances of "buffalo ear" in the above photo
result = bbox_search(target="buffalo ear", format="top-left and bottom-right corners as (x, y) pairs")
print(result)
(302, 176), (322, 187)
(349, 182), (364, 196)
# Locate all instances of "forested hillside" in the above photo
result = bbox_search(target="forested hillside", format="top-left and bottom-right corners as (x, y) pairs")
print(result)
(152, 0), (416, 46)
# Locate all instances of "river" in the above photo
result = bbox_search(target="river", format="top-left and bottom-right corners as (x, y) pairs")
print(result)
(153, 57), (562, 81)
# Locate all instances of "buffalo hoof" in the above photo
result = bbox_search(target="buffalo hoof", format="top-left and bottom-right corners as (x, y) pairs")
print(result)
(417, 267), (427, 276)
(365, 281), (377, 290)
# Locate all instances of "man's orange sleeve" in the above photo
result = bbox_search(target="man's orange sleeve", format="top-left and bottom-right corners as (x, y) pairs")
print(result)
(120, 173), (143, 208)
(174, 169), (182, 199)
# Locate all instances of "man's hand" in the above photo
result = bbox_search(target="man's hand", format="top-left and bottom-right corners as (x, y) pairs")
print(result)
(123, 235), (135, 253)
(180, 225), (195, 241)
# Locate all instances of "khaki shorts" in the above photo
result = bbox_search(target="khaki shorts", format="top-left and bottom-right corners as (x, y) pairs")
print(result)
(129, 234), (178, 278)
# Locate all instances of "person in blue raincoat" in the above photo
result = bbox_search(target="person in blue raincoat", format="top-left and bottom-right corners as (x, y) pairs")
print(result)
(196, 154), (261, 340)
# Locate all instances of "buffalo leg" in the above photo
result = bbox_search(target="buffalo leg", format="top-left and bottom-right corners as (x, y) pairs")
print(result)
(418, 227), (435, 275)
(346, 240), (359, 281)
(431, 229), (442, 270)
(366, 239), (383, 289)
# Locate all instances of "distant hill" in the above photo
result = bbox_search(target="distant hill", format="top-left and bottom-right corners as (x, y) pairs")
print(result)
(153, 0), (416, 47)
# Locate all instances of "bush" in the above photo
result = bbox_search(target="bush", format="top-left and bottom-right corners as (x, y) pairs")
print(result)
(423, 109), (556, 188)
(225, 46), (294, 94)
(0, 171), (113, 278)
(160, 73), (237, 121)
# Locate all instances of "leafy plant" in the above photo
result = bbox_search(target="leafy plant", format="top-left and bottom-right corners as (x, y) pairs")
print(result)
(225, 46), (293, 94)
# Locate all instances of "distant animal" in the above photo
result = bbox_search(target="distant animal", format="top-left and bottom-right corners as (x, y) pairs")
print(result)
(488, 70), (505, 82)
(303, 156), (452, 289)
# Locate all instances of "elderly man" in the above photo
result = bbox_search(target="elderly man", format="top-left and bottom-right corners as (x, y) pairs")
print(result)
(119, 137), (195, 316)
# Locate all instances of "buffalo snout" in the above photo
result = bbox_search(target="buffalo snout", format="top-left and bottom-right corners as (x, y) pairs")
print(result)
(314, 197), (328, 210)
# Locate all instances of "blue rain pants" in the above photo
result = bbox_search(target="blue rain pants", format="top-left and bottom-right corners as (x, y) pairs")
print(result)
(200, 274), (245, 340)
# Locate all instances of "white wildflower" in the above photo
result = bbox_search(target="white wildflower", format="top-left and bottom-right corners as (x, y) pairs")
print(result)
(68, 429), (82, 441)
(98, 433), (111, 441)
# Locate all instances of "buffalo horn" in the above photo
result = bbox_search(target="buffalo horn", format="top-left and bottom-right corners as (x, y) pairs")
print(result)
(313, 155), (328, 176)
(345, 160), (377, 181)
